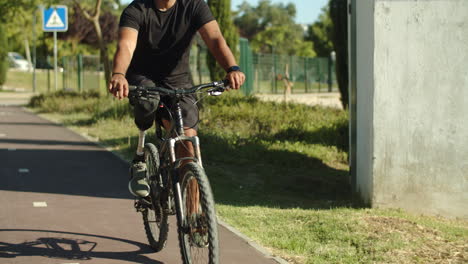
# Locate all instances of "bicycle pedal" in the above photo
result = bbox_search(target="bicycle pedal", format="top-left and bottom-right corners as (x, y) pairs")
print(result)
(163, 208), (176, 215)
(136, 207), (146, 213)
(134, 199), (151, 212)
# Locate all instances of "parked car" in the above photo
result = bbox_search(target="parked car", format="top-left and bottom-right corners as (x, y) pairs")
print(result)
(35, 58), (64, 72)
(8, 52), (32, 71)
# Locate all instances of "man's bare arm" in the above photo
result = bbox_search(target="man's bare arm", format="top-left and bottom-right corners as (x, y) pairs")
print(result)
(198, 21), (245, 89)
(109, 27), (138, 99)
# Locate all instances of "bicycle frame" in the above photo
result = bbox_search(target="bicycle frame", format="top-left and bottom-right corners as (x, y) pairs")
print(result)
(154, 99), (203, 229)
(156, 107), (204, 169)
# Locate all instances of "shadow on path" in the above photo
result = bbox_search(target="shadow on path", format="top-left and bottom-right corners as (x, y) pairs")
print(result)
(0, 138), (96, 147)
(0, 229), (162, 263)
(0, 148), (131, 199)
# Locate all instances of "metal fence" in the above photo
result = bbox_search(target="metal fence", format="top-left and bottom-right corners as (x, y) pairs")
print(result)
(251, 54), (337, 94)
(62, 55), (102, 92)
(4, 45), (336, 96)
(190, 40), (338, 96)
(3, 54), (102, 93)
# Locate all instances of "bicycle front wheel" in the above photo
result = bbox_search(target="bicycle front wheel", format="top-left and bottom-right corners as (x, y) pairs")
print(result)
(142, 143), (168, 252)
(178, 162), (219, 264)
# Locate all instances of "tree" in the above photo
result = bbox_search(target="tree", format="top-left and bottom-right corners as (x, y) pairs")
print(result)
(306, 5), (333, 57)
(0, 1), (45, 23)
(330, 0), (348, 109)
(305, 1), (348, 108)
(234, 0), (297, 40)
(0, 24), (8, 86)
(59, 5), (118, 54)
(207, 0), (239, 81)
(251, 25), (315, 57)
(72, 0), (113, 86)
(1, 1), (58, 70)
(234, 0), (314, 57)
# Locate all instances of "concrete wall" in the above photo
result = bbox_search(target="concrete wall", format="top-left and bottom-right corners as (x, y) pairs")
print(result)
(352, 0), (468, 218)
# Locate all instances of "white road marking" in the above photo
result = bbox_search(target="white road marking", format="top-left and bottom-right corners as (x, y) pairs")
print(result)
(33, 202), (47, 207)
(18, 168), (29, 173)
(8, 148), (16, 151)
(0, 133), (6, 137)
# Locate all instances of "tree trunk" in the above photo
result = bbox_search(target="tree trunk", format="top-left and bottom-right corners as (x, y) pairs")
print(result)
(24, 36), (32, 72)
(330, 0), (349, 109)
(283, 64), (293, 102)
(72, 0), (110, 88)
(207, 0), (239, 81)
(93, 19), (111, 86)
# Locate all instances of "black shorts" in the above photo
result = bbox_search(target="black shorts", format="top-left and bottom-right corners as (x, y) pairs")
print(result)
(127, 75), (199, 131)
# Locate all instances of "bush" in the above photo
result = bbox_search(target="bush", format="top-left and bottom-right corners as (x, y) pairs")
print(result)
(201, 92), (349, 152)
(28, 90), (102, 112)
(29, 90), (133, 122)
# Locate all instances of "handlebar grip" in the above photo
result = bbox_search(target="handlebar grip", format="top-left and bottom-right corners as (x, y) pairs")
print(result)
(214, 79), (229, 87)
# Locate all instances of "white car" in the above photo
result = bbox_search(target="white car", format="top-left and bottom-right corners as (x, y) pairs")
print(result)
(8, 52), (33, 72)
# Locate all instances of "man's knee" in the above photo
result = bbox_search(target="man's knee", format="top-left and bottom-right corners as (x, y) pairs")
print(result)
(133, 103), (156, 132)
(129, 76), (159, 131)
(184, 128), (197, 137)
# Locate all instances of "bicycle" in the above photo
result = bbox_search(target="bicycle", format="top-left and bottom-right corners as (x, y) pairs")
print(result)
(128, 80), (228, 264)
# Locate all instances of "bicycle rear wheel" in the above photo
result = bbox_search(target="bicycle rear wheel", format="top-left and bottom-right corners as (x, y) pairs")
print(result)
(142, 143), (168, 252)
(178, 162), (219, 264)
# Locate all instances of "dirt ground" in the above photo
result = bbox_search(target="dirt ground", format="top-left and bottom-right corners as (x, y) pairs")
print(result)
(255, 92), (343, 109)
(0, 91), (36, 106)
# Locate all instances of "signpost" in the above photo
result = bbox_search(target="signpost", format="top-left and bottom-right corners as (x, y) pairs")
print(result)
(42, 6), (68, 91)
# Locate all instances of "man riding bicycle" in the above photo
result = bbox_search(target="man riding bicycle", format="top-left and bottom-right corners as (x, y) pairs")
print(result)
(109, 0), (245, 197)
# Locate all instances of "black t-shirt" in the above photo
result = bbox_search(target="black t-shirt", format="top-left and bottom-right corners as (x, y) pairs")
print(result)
(119, 0), (214, 88)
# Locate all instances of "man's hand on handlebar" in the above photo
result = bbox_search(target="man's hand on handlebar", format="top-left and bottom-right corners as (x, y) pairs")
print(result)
(225, 71), (245, 90)
(108, 74), (129, 100)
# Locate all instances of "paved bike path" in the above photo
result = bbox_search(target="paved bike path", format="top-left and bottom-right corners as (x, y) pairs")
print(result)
(0, 105), (280, 264)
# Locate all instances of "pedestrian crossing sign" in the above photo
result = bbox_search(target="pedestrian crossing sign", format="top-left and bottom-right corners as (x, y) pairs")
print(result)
(43, 6), (68, 32)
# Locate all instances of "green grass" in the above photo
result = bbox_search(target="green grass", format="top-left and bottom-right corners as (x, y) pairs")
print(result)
(29, 91), (468, 264)
(4, 69), (105, 93)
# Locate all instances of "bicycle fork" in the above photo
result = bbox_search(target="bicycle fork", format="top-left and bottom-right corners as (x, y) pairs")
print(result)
(168, 136), (203, 168)
(172, 167), (192, 264)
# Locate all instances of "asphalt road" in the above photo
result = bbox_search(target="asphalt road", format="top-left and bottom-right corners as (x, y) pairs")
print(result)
(0, 105), (280, 264)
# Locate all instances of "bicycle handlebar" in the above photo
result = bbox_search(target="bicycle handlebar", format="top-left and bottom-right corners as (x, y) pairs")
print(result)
(128, 80), (229, 96)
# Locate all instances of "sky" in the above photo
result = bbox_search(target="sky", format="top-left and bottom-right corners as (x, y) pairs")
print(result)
(120, 0), (329, 25)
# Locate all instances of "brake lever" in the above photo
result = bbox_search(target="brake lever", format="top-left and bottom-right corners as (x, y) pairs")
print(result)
(208, 86), (225, 96)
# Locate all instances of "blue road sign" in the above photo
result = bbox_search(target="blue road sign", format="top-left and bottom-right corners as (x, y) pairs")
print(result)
(43, 6), (68, 32)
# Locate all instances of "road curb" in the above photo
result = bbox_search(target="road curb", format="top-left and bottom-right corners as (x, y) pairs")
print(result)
(26, 107), (290, 264)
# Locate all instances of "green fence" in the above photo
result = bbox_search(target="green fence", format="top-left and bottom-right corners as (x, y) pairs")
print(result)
(4, 46), (336, 96)
(62, 55), (102, 92)
(3, 54), (102, 93)
(190, 40), (338, 95)
(251, 54), (337, 94)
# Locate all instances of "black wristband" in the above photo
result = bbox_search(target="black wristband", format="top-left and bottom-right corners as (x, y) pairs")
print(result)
(112, 72), (125, 77)
(227, 66), (241, 73)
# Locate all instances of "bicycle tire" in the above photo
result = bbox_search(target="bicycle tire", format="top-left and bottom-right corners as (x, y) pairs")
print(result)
(142, 143), (168, 252)
(178, 162), (219, 264)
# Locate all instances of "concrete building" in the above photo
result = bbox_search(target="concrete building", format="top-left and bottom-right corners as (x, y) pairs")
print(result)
(348, 0), (468, 218)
